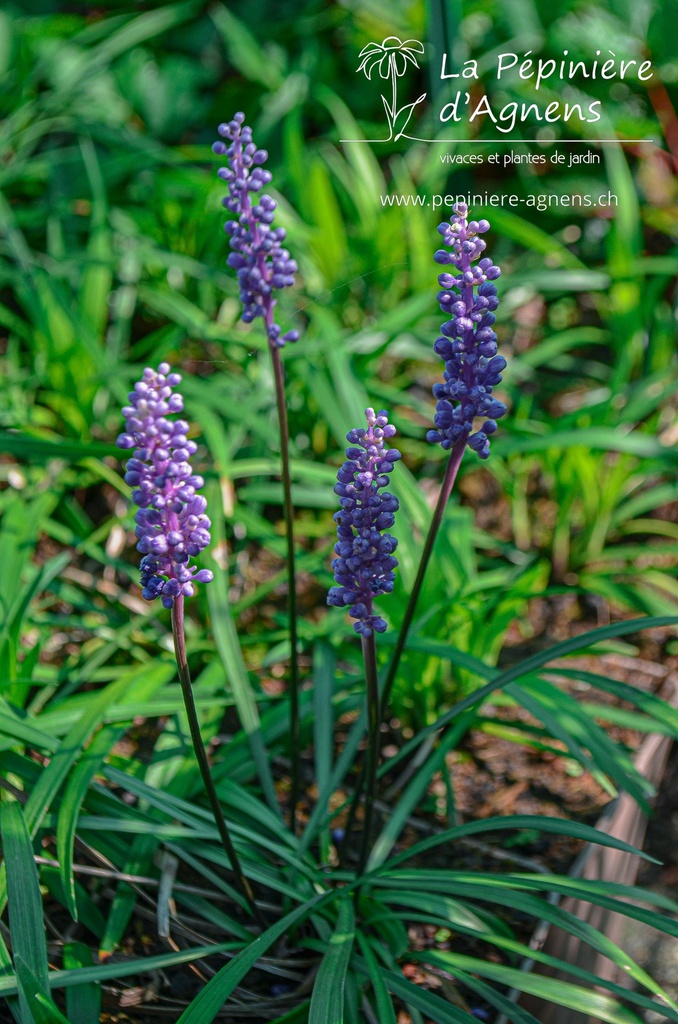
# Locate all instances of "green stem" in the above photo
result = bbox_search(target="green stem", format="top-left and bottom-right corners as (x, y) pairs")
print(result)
(357, 632), (380, 876)
(269, 343), (301, 832)
(381, 436), (467, 713)
(171, 596), (265, 927)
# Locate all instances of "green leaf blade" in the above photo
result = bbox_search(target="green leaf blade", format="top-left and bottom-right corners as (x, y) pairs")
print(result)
(309, 898), (355, 1024)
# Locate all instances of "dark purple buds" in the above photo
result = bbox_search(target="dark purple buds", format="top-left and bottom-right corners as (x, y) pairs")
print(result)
(328, 409), (400, 637)
(427, 204), (507, 458)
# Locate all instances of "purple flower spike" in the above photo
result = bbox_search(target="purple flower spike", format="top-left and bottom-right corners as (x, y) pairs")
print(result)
(117, 363), (214, 608)
(214, 113), (299, 348)
(427, 202), (506, 459)
(328, 409), (401, 637)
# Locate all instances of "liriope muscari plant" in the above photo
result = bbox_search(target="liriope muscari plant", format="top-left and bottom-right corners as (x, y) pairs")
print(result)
(325, 208), (506, 861)
(213, 113), (303, 827)
(382, 202), (507, 705)
(117, 363), (263, 925)
(328, 408), (401, 867)
(105, 197), (678, 1024)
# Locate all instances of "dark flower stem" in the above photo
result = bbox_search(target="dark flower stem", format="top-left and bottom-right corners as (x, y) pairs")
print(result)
(381, 436), (467, 713)
(269, 342), (301, 832)
(357, 631), (380, 876)
(171, 596), (265, 928)
(339, 764), (365, 868)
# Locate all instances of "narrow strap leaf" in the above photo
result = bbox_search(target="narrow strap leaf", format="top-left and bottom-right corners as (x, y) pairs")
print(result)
(309, 898), (355, 1024)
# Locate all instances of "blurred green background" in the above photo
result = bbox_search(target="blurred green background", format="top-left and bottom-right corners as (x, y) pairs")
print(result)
(0, 0), (677, 729)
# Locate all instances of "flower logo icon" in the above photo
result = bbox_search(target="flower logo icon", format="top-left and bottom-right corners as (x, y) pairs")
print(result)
(357, 36), (427, 141)
(357, 36), (424, 79)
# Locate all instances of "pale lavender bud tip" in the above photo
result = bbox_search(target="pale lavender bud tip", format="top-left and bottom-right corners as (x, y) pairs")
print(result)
(214, 113), (300, 349)
(118, 364), (214, 606)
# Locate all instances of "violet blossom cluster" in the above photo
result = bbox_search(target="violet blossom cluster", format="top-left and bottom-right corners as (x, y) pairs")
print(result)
(328, 409), (401, 637)
(117, 363), (214, 608)
(213, 113), (299, 348)
(427, 202), (507, 459)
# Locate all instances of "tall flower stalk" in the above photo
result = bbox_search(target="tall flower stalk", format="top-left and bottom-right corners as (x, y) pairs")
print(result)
(117, 363), (263, 926)
(328, 409), (400, 870)
(213, 114), (302, 828)
(381, 204), (507, 709)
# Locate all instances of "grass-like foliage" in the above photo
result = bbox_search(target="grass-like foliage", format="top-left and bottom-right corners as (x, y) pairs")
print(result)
(1, 1), (678, 1022)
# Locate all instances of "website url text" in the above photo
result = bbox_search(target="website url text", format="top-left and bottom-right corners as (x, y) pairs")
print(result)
(380, 192), (618, 211)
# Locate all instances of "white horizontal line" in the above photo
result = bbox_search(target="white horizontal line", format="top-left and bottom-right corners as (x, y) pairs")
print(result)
(339, 138), (654, 144)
